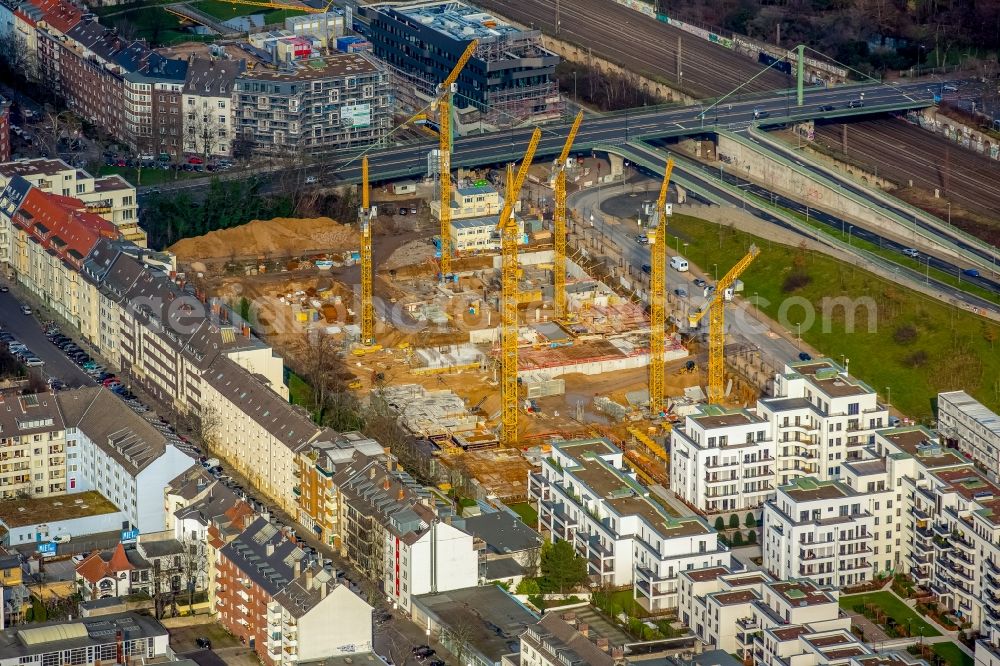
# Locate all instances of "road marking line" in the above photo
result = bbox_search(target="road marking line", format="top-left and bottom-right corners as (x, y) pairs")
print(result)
(674, 123), (684, 129)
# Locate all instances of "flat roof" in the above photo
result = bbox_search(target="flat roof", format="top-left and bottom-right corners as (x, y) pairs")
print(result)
(243, 53), (378, 81)
(394, 0), (524, 41)
(842, 459), (887, 476)
(414, 586), (537, 662)
(691, 408), (762, 429)
(0, 491), (119, 528)
(940, 390), (1000, 436)
(711, 590), (758, 606)
(683, 566), (730, 582)
(0, 612), (166, 658)
(771, 625), (810, 641)
(769, 580), (833, 607)
(780, 477), (852, 502)
(882, 428), (967, 469)
(606, 496), (710, 539)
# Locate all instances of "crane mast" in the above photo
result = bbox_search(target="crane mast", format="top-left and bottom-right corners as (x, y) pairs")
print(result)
(553, 111), (584, 320)
(359, 156), (375, 346)
(688, 244), (760, 403)
(498, 127), (542, 446)
(436, 40), (479, 280)
(647, 159), (674, 417)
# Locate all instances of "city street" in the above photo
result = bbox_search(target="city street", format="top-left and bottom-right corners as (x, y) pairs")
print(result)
(0, 284), (95, 387)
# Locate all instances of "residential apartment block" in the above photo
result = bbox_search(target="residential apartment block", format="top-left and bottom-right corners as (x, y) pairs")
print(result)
(0, 158), (142, 244)
(0, 389), (66, 499)
(58, 386), (195, 533)
(234, 53), (391, 155)
(670, 405), (774, 515)
(334, 458), (478, 613)
(669, 359), (889, 517)
(0, 96), (9, 162)
(530, 438), (729, 611)
(761, 477), (881, 588)
(182, 58), (241, 158)
(938, 390), (1000, 476)
(215, 516), (379, 666)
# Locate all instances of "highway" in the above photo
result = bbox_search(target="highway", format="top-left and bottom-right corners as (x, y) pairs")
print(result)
(313, 82), (936, 185)
(617, 141), (1000, 313)
(472, 0), (788, 97)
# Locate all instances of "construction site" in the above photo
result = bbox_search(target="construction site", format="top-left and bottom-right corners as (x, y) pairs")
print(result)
(174, 52), (766, 504)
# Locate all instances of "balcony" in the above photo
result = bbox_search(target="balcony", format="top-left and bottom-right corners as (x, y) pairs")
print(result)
(706, 458), (739, 470)
(838, 531), (871, 542)
(705, 474), (737, 485)
(910, 566), (930, 583)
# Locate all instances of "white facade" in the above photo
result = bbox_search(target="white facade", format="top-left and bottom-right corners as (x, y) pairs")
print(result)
(384, 520), (478, 613)
(182, 91), (235, 158)
(295, 584), (376, 661)
(670, 405), (774, 515)
(529, 438), (728, 611)
(762, 477), (880, 588)
(68, 428), (194, 533)
(939, 390), (1000, 476)
(759, 359), (889, 486)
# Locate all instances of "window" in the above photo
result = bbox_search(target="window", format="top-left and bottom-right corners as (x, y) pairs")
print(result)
(848, 402), (859, 415)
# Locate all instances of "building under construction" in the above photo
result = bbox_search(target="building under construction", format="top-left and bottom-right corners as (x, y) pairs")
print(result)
(362, 0), (562, 128)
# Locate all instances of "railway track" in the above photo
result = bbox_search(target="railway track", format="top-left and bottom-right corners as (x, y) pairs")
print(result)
(816, 117), (1000, 220)
(474, 0), (788, 98)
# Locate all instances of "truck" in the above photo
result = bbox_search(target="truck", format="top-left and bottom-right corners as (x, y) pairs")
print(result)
(669, 256), (689, 272)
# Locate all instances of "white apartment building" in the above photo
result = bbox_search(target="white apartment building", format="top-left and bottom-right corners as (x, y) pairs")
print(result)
(430, 183), (525, 252)
(335, 460), (478, 613)
(670, 405), (774, 515)
(758, 359), (889, 485)
(58, 386), (195, 533)
(0, 157), (143, 245)
(0, 389), (67, 499)
(529, 438), (728, 611)
(182, 58), (240, 158)
(762, 477), (880, 588)
(938, 390), (1000, 477)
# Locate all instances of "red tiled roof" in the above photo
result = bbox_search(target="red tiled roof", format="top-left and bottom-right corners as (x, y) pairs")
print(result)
(75, 543), (136, 584)
(28, 0), (81, 33)
(14, 188), (119, 267)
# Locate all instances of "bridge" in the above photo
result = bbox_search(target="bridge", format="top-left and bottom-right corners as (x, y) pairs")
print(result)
(323, 82), (936, 184)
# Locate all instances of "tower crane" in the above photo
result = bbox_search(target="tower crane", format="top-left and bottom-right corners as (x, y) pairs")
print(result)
(436, 40), (479, 280)
(553, 111), (584, 321)
(358, 156), (375, 346)
(498, 127), (542, 447)
(687, 245), (760, 403)
(647, 158), (675, 417)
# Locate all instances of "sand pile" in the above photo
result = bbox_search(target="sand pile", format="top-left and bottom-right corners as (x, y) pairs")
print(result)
(170, 217), (359, 262)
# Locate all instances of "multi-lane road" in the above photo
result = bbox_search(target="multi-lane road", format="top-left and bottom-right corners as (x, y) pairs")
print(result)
(472, 0), (788, 97)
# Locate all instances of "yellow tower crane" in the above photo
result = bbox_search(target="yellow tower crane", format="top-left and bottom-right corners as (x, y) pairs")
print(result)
(437, 40), (479, 280)
(358, 156), (375, 346)
(226, 0), (335, 13)
(553, 111), (584, 321)
(647, 158), (675, 417)
(498, 127), (542, 447)
(687, 244), (760, 403)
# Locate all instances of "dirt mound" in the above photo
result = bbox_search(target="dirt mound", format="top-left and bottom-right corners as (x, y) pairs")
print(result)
(169, 217), (359, 262)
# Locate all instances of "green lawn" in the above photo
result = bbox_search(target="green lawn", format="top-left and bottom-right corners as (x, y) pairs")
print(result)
(593, 588), (648, 618)
(286, 370), (314, 408)
(933, 642), (974, 666)
(838, 591), (941, 637)
(746, 192), (1000, 306)
(192, 0), (306, 24)
(98, 165), (203, 187)
(667, 213), (1000, 421)
(100, 6), (211, 46)
(509, 502), (538, 526)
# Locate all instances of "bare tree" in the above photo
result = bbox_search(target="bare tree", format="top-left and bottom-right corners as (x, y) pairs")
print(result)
(184, 103), (222, 162)
(0, 32), (40, 83)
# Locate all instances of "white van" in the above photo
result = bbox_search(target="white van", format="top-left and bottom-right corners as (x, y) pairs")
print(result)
(669, 256), (689, 272)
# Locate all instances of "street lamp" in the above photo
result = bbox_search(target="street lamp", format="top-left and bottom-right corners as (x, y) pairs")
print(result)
(848, 225), (854, 246)
(947, 201), (951, 226)
(885, 386), (892, 406)
(753, 291), (759, 320)
(713, 263), (718, 282)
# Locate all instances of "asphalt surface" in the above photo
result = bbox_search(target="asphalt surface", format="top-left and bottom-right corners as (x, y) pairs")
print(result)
(472, 0), (788, 97)
(0, 288), (95, 387)
(147, 81), (938, 196)
(618, 141), (1000, 314)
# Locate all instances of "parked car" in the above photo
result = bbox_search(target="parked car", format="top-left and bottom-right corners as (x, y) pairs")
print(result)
(195, 638), (212, 649)
(51, 534), (71, 543)
(305, 175), (318, 184)
(673, 288), (688, 297)
(902, 248), (919, 258)
(20, 305), (31, 315)
(963, 268), (981, 277)
(798, 352), (813, 361)
(0, 285), (8, 292)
